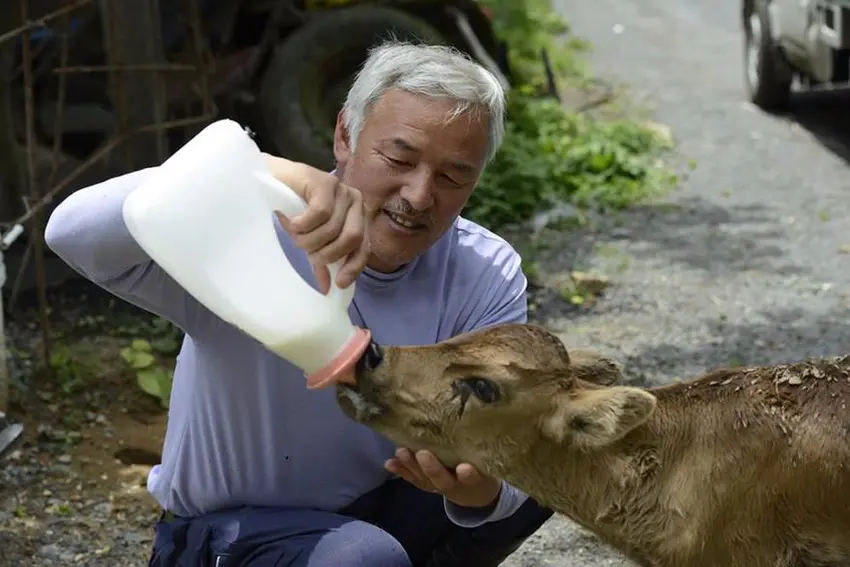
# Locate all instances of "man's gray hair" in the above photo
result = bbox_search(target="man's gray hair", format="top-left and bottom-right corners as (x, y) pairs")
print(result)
(342, 40), (506, 164)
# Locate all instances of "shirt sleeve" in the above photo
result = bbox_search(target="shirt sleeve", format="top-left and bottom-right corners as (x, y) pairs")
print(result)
(443, 237), (533, 527)
(44, 168), (215, 336)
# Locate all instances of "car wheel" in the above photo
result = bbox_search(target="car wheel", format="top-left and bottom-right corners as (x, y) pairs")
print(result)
(743, 0), (793, 110)
(257, 6), (449, 170)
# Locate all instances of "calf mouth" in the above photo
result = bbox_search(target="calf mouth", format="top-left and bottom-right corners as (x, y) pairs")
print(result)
(335, 382), (387, 423)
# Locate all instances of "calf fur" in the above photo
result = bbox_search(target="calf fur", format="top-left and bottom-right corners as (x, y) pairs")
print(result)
(335, 323), (850, 567)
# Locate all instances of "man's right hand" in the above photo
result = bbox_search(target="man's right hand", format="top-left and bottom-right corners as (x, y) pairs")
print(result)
(263, 154), (370, 293)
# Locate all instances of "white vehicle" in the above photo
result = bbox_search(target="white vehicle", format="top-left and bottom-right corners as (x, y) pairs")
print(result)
(743, 0), (850, 109)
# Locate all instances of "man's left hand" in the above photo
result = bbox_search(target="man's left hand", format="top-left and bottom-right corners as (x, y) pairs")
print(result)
(385, 448), (501, 509)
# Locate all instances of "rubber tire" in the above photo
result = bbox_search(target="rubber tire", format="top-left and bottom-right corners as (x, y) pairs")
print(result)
(743, 0), (793, 110)
(257, 6), (450, 170)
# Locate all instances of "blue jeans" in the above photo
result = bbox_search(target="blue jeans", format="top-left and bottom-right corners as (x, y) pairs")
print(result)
(148, 477), (553, 567)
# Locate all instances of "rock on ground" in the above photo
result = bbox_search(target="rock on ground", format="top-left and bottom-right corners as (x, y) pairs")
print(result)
(502, 0), (850, 565)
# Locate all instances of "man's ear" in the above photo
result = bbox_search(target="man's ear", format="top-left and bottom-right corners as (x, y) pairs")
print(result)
(333, 109), (352, 166)
(539, 387), (656, 448)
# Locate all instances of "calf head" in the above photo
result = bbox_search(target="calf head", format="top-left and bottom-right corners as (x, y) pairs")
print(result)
(336, 323), (657, 475)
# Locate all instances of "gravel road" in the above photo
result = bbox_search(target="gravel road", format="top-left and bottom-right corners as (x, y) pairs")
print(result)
(502, 1), (850, 565)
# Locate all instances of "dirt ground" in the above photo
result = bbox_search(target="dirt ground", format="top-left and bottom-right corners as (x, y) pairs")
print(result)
(1, 286), (177, 566)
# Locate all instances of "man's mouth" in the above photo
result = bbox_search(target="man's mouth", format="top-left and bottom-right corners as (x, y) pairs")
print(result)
(383, 210), (426, 232)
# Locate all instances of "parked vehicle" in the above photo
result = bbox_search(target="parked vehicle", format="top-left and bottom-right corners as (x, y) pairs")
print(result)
(742, 0), (850, 109)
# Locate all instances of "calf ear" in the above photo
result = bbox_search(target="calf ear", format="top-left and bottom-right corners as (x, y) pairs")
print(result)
(568, 349), (623, 386)
(540, 387), (656, 448)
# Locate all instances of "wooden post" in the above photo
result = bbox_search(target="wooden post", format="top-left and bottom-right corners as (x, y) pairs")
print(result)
(0, 28), (24, 223)
(99, 0), (168, 169)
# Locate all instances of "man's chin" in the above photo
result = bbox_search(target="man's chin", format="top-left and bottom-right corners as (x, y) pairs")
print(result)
(367, 235), (431, 274)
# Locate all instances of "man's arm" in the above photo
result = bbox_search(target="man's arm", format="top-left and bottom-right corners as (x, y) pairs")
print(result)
(443, 240), (532, 527)
(44, 168), (213, 335)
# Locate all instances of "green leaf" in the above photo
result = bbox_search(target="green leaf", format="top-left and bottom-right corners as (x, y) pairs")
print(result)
(121, 346), (155, 369)
(132, 352), (156, 369)
(119, 347), (135, 364)
(131, 339), (153, 352)
(136, 369), (164, 398)
(136, 367), (173, 408)
(151, 337), (181, 355)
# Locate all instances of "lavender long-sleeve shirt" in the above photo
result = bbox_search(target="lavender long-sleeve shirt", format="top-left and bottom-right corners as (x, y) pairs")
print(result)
(44, 167), (531, 527)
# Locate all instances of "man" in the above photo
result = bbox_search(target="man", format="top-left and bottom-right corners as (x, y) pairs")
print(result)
(44, 40), (553, 566)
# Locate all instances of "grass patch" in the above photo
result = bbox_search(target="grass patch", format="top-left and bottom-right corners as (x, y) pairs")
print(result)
(465, 0), (679, 232)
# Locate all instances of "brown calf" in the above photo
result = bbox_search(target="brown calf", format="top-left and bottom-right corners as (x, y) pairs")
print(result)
(336, 323), (850, 567)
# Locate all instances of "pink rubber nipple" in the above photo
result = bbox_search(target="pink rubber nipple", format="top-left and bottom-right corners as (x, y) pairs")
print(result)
(305, 327), (372, 389)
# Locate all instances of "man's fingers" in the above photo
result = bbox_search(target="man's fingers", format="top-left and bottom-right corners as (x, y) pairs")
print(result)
(416, 450), (457, 493)
(455, 463), (483, 485)
(312, 264), (331, 295)
(334, 204), (369, 288)
(308, 194), (364, 267)
(263, 155), (328, 230)
(388, 456), (430, 491)
(385, 459), (424, 488)
(290, 177), (338, 234)
(264, 153), (368, 289)
(397, 448), (433, 488)
(297, 193), (349, 255)
(385, 458), (410, 479)
(337, 237), (370, 289)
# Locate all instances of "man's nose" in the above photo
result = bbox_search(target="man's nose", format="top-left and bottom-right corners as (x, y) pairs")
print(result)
(400, 171), (435, 211)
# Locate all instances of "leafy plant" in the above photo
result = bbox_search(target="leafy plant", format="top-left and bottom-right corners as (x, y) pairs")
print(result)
(480, 0), (588, 90)
(49, 344), (81, 395)
(467, 0), (678, 231)
(120, 317), (182, 408)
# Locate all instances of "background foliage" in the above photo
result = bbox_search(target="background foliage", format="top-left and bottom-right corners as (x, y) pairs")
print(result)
(466, 0), (678, 231)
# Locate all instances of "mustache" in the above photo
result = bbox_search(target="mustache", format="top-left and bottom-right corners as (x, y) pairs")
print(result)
(383, 200), (432, 226)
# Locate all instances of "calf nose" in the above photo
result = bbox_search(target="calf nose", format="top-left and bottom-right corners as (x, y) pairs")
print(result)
(356, 341), (384, 374)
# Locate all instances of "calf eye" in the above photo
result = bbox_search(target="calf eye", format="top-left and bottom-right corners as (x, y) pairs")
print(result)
(462, 377), (501, 404)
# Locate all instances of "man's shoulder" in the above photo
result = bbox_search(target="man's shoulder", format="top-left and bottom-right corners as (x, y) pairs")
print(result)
(448, 216), (522, 271)
(435, 217), (528, 332)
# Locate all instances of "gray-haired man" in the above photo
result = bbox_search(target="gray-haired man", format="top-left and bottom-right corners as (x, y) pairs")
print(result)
(45, 41), (553, 566)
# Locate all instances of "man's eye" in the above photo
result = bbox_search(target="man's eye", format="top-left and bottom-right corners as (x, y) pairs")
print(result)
(440, 173), (460, 186)
(383, 155), (409, 167)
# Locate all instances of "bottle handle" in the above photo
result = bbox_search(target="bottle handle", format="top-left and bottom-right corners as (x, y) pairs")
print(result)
(253, 169), (352, 304)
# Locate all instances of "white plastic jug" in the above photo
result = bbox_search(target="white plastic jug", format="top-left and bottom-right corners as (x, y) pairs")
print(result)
(122, 118), (374, 389)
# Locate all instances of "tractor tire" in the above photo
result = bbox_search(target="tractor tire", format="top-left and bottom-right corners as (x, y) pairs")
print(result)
(257, 5), (450, 170)
(743, 0), (792, 111)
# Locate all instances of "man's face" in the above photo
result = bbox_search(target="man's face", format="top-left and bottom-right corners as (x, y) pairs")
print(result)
(333, 89), (490, 273)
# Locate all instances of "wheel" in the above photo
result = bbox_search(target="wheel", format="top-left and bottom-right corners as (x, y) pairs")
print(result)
(743, 0), (793, 110)
(257, 6), (450, 170)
